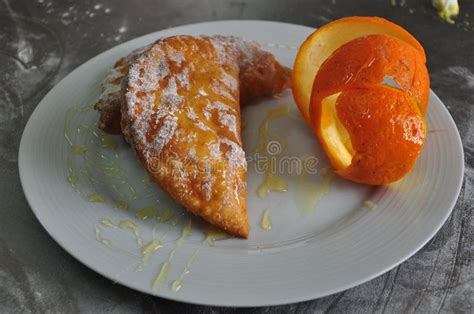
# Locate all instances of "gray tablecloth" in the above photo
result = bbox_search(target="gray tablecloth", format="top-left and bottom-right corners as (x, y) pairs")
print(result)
(1, 0), (472, 312)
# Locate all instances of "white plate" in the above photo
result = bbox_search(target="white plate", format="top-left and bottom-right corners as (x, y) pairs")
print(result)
(19, 20), (464, 306)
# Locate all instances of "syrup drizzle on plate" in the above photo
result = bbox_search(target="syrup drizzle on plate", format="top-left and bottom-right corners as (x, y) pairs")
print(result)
(61, 41), (336, 293)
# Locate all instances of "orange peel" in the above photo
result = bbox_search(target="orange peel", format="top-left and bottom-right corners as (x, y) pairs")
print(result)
(292, 16), (426, 123)
(291, 17), (429, 185)
(321, 86), (426, 185)
(311, 34), (430, 115)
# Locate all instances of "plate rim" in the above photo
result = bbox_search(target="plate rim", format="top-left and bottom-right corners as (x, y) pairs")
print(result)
(18, 19), (465, 307)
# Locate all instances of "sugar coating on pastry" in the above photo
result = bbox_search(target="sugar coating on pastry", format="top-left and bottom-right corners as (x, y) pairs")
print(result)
(95, 35), (291, 136)
(122, 36), (246, 237)
(94, 45), (149, 133)
(86, 34), (291, 237)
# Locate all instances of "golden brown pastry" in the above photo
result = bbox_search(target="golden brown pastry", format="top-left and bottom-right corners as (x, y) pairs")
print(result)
(94, 46), (149, 134)
(95, 36), (291, 135)
(99, 35), (291, 238)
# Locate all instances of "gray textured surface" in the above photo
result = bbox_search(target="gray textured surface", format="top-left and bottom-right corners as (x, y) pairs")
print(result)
(0, 0), (473, 312)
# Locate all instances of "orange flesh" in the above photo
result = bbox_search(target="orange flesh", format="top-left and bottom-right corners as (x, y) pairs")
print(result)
(319, 93), (354, 170)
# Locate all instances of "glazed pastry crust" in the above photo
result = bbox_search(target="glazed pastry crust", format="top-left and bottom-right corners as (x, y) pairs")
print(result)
(97, 35), (291, 238)
(95, 36), (291, 135)
(94, 45), (148, 133)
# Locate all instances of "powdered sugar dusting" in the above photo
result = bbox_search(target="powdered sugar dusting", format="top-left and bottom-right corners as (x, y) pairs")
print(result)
(218, 110), (238, 137)
(149, 77), (181, 154)
(129, 50), (169, 96)
(121, 35), (289, 236)
(203, 109), (212, 120)
(211, 78), (234, 100)
(206, 101), (235, 112)
(166, 44), (185, 67)
(209, 36), (230, 64)
(208, 142), (220, 159)
(209, 35), (260, 68)
(125, 44), (181, 157)
(183, 132), (197, 142)
(188, 147), (197, 161)
(95, 45), (148, 113)
(153, 115), (178, 153)
(220, 69), (238, 91)
(159, 76), (181, 111)
(187, 107), (198, 121)
(220, 138), (247, 170)
(176, 67), (190, 89)
(91, 33), (294, 237)
(198, 88), (208, 96)
(202, 174), (216, 201)
(196, 120), (212, 132)
(204, 101), (239, 138)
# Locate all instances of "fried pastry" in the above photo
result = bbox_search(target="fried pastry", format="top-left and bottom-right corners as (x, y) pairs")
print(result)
(95, 36), (291, 135)
(94, 45), (149, 134)
(120, 35), (290, 238)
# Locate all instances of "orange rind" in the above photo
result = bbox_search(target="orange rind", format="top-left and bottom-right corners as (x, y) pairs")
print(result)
(318, 86), (426, 185)
(311, 34), (430, 115)
(292, 16), (426, 123)
(291, 17), (429, 185)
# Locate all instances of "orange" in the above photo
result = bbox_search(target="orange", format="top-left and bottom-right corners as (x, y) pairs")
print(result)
(311, 34), (430, 115)
(309, 33), (429, 184)
(292, 16), (426, 123)
(290, 17), (430, 185)
(317, 86), (426, 185)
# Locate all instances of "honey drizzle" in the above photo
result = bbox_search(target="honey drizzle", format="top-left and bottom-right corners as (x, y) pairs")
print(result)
(171, 250), (199, 292)
(295, 168), (334, 213)
(64, 45), (333, 291)
(171, 225), (231, 292)
(255, 106), (291, 198)
(63, 104), (147, 207)
(152, 219), (192, 291)
(260, 208), (272, 230)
